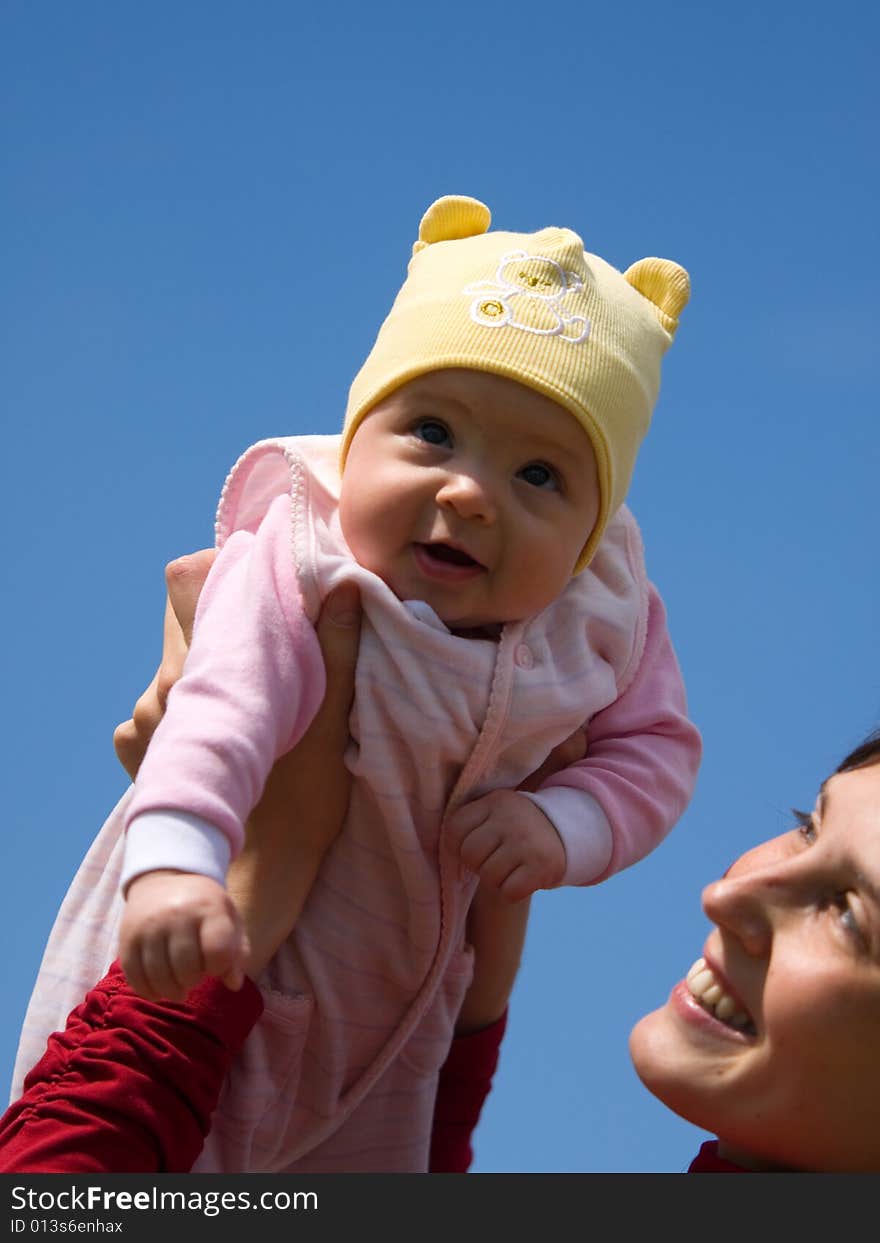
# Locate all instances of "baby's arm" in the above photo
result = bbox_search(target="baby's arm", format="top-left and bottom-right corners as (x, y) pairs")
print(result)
(522, 581), (701, 886)
(447, 584), (701, 897)
(119, 495), (328, 998)
(445, 792), (565, 903)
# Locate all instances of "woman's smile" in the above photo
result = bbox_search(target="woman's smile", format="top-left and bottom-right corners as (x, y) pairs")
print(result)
(683, 956), (755, 1034)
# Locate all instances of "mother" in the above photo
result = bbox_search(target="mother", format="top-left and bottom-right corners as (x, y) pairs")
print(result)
(3, 554), (880, 1173)
(629, 725), (880, 1172)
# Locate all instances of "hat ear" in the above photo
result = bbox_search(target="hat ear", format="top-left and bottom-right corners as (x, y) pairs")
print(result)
(413, 195), (492, 255)
(623, 257), (690, 335)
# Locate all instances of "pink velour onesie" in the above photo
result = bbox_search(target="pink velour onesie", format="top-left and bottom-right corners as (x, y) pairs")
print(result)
(13, 434), (701, 1172)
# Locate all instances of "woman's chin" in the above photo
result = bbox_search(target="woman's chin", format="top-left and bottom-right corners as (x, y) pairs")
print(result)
(627, 1007), (682, 1099)
(627, 1003), (727, 1132)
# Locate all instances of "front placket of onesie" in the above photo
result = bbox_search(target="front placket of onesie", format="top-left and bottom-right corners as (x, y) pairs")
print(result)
(282, 619), (527, 1161)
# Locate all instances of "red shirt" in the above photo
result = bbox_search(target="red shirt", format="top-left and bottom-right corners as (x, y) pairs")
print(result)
(0, 963), (260, 1172)
(0, 963), (504, 1174)
(687, 1140), (748, 1173)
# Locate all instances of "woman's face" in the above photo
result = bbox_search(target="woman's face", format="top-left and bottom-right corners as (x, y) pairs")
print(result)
(628, 760), (880, 1171)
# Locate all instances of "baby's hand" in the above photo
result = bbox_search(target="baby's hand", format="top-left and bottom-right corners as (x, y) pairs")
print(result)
(119, 870), (248, 1001)
(445, 790), (566, 903)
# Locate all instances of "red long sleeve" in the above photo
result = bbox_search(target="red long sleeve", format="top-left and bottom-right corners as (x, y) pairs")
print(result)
(429, 1010), (507, 1173)
(2, 965), (506, 1174)
(0, 963), (262, 1173)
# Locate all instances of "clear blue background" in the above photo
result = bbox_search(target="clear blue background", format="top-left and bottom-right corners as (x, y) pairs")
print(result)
(3, 1), (878, 1173)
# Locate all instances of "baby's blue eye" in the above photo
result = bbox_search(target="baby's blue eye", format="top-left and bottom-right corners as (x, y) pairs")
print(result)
(518, 462), (558, 490)
(414, 420), (451, 446)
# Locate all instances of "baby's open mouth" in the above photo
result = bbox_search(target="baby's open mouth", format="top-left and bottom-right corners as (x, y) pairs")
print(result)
(686, 958), (756, 1035)
(417, 542), (484, 569)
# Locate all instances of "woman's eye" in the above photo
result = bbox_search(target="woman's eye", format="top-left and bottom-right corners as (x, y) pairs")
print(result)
(413, 420), (451, 446)
(518, 462), (559, 490)
(793, 810), (868, 950)
(833, 894), (866, 946)
(793, 809), (817, 843)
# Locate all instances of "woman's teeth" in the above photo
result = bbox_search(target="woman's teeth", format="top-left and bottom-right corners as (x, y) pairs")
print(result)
(686, 958), (755, 1034)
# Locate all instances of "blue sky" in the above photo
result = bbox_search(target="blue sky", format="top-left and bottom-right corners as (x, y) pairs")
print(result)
(2, 1), (878, 1173)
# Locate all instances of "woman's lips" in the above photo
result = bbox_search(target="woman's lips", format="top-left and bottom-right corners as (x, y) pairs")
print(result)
(412, 542), (486, 582)
(687, 955), (755, 1034)
(669, 980), (756, 1043)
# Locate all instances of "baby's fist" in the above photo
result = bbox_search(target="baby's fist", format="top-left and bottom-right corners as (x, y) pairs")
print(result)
(445, 790), (566, 902)
(119, 870), (248, 1001)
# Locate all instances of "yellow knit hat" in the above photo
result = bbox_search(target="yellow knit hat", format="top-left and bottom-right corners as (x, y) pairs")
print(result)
(341, 195), (690, 570)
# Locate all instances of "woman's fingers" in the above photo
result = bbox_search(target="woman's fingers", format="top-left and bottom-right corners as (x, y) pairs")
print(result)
(156, 551), (216, 700)
(164, 550), (216, 647)
(113, 550), (216, 781)
(306, 581), (362, 747)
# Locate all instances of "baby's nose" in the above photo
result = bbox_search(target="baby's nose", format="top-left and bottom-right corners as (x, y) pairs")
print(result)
(436, 471), (498, 522)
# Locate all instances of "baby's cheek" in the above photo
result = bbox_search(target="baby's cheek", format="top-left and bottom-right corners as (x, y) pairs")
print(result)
(338, 484), (373, 559)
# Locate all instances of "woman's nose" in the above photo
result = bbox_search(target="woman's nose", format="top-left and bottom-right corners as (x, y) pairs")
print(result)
(436, 471), (498, 522)
(701, 874), (774, 958)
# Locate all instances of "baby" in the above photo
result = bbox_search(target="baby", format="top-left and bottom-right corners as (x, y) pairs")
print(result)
(15, 196), (701, 1172)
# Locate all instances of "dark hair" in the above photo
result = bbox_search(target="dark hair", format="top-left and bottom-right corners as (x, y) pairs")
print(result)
(836, 729), (880, 776)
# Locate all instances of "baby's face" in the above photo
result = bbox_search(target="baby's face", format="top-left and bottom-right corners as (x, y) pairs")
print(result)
(339, 369), (600, 630)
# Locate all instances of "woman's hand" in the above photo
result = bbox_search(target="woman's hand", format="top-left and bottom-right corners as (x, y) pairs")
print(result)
(113, 552), (361, 983)
(229, 579), (361, 975)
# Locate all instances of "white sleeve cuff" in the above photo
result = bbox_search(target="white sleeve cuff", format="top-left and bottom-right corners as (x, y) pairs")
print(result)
(121, 811), (231, 894)
(521, 787), (613, 886)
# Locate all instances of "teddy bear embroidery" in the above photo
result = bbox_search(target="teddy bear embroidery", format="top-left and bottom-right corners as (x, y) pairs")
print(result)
(464, 250), (591, 343)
